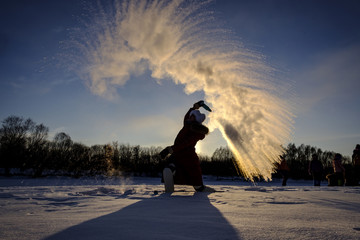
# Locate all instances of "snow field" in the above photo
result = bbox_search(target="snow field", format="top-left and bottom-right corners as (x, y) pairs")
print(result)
(0, 177), (359, 240)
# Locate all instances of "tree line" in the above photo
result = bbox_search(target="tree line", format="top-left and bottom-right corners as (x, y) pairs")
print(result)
(0, 115), (352, 180)
(280, 143), (351, 180)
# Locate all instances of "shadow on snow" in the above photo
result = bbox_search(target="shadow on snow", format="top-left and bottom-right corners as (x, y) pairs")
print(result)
(44, 192), (242, 240)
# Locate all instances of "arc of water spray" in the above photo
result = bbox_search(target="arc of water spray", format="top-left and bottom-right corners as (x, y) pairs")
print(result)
(66, 0), (295, 181)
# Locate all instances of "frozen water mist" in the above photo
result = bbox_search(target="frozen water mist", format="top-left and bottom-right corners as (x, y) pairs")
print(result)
(68, 0), (294, 181)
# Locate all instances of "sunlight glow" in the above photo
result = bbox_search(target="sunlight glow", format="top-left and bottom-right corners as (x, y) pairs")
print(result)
(67, 0), (295, 181)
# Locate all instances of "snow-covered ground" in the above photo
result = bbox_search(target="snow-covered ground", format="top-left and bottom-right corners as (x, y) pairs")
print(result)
(1, 176), (359, 240)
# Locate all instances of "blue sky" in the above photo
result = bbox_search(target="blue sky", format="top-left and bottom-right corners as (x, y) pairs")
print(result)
(1, 0), (360, 158)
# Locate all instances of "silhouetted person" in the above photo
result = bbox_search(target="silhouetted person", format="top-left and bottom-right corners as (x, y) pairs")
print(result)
(326, 153), (345, 186)
(352, 144), (360, 186)
(160, 101), (214, 192)
(308, 154), (323, 186)
(276, 156), (290, 186)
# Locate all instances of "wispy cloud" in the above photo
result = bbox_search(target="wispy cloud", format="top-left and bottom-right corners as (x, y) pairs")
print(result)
(295, 44), (360, 112)
(128, 115), (180, 141)
(51, 26), (65, 34)
(8, 73), (78, 96)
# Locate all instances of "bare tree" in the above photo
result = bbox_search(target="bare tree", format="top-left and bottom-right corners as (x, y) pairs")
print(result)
(0, 116), (35, 175)
(27, 123), (49, 177)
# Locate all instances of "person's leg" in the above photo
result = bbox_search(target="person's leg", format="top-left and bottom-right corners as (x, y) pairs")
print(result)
(281, 171), (289, 186)
(314, 173), (321, 186)
(355, 166), (360, 185)
(163, 163), (176, 193)
(163, 168), (174, 192)
(313, 177), (317, 186)
(337, 172), (344, 186)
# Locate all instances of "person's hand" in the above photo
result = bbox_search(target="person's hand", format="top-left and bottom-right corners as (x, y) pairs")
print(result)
(194, 100), (212, 112)
(193, 102), (200, 109)
(159, 146), (173, 159)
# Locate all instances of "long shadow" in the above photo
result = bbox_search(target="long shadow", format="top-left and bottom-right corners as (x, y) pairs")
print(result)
(44, 192), (242, 240)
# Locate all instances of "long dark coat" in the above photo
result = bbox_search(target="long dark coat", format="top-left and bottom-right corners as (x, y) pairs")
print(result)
(171, 108), (208, 186)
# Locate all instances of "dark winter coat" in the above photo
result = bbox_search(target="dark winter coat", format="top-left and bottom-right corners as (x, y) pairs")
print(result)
(171, 108), (208, 186)
(277, 159), (290, 172)
(332, 158), (345, 173)
(309, 159), (323, 174)
(352, 149), (360, 166)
